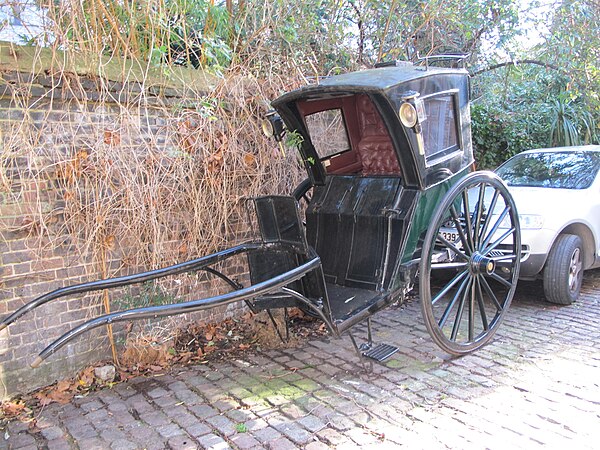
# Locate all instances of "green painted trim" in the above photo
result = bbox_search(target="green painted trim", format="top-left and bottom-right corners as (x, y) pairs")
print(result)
(401, 167), (470, 264)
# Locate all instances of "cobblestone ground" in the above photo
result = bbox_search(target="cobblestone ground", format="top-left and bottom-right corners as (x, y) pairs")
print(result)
(2, 270), (600, 449)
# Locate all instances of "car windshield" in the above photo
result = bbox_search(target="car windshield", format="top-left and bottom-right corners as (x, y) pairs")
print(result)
(496, 151), (600, 189)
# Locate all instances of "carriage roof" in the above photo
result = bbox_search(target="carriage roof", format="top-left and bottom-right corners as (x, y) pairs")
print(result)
(271, 64), (474, 189)
(274, 65), (468, 101)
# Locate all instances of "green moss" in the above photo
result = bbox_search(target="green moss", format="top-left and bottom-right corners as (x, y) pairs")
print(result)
(0, 41), (217, 95)
(385, 359), (404, 369)
(277, 384), (304, 399)
(291, 379), (320, 392)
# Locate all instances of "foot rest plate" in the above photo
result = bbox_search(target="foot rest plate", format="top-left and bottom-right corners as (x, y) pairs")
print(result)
(362, 343), (399, 362)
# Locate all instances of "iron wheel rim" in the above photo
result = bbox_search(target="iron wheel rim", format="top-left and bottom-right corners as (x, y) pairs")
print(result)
(419, 172), (521, 355)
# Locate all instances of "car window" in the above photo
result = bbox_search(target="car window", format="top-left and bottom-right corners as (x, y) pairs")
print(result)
(496, 151), (600, 189)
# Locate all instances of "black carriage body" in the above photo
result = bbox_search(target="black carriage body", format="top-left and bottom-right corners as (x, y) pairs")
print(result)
(3, 62), (522, 366)
(258, 66), (471, 327)
(273, 66), (474, 190)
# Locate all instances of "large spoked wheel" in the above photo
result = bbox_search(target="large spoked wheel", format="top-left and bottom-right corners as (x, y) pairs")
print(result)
(419, 171), (521, 355)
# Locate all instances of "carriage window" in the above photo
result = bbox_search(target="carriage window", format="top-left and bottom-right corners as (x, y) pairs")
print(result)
(420, 94), (460, 164)
(305, 109), (351, 160)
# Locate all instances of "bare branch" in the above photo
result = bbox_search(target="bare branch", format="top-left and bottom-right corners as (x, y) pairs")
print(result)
(471, 59), (563, 77)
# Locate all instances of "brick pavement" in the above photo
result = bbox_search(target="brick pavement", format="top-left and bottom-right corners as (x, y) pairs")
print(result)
(2, 270), (599, 449)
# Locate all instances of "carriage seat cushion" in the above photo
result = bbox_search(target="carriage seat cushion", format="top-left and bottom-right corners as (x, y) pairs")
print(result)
(358, 137), (401, 176)
(327, 150), (363, 174)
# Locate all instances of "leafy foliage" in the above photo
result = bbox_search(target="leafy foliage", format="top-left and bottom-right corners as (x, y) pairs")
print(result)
(7, 0), (599, 234)
(549, 97), (596, 147)
(470, 0), (599, 166)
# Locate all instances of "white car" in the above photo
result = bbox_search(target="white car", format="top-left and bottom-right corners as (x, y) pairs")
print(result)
(494, 145), (600, 304)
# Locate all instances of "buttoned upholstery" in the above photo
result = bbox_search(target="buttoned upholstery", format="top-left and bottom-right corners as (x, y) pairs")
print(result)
(356, 95), (401, 176)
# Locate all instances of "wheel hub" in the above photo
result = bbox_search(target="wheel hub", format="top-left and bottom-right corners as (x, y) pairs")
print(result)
(470, 253), (496, 275)
(568, 248), (582, 292)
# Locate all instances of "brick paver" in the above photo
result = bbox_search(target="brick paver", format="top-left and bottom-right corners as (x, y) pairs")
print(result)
(2, 271), (600, 449)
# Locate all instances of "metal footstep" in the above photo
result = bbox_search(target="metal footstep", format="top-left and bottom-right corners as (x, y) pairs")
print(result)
(362, 343), (399, 362)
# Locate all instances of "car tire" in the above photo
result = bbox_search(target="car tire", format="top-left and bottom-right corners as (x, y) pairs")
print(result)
(543, 234), (584, 305)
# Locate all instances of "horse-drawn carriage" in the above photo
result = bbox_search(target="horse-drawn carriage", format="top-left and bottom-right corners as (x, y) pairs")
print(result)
(1, 59), (521, 367)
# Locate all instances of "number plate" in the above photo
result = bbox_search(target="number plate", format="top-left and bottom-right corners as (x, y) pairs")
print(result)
(439, 230), (459, 243)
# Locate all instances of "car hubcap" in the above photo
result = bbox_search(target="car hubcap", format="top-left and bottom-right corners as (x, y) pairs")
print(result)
(568, 248), (582, 292)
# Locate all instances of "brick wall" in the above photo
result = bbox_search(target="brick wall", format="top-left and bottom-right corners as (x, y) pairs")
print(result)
(0, 68), (254, 399)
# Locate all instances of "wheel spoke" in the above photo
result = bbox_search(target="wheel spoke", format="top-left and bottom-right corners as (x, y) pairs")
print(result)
(468, 278), (475, 341)
(479, 275), (503, 311)
(473, 183), (486, 248)
(491, 254), (517, 262)
(450, 205), (473, 255)
(432, 270), (469, 305)
(478, 189), (500, 244)
(435, 234), (469, 261)
(488, 271), (513, 288)
(482, 227), (516, 255)
(438, 275), (470, 327)
(431, 262), (468, 270)
(493, 254), (518, 272)
(480, 206), (510, 250)
(451, 277), (472, 341)
(475, 276), (489, 331)
(462, 190), (475, 252)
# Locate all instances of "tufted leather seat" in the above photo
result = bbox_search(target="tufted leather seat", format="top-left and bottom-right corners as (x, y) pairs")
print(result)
(355, 95), (402, 176)
(358, 137), (401, 175)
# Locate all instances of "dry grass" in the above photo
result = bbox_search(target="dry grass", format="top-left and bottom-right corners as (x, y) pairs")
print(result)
(0, 1), (310, 366)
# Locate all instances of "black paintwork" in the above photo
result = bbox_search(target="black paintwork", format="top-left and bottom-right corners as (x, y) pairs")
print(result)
(272, 65), (473, 189)
(2, 62), (488, 366)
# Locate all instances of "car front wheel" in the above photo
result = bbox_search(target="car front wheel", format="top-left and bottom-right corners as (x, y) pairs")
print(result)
(543, 234), (584, 305)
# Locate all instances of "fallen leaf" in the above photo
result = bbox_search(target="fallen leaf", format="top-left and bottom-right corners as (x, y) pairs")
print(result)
(46, 389), (72, 405)
(104, 130), (121, 146)
(79, 366), (95, 386)
(35, 392), (53, 407)
(178, 352), (192, 364)
(243, 153), (256, 166)
(55, 380), (72, 392)
(1, 400), (26, 416)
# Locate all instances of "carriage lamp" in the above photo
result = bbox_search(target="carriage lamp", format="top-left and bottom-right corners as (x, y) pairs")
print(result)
(261, 111), (285, 142)
(261, 111), (287, 156)
(399, 102), (418, 128)
(399, 90), (426, 126)
(399, 91), (426, 155)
